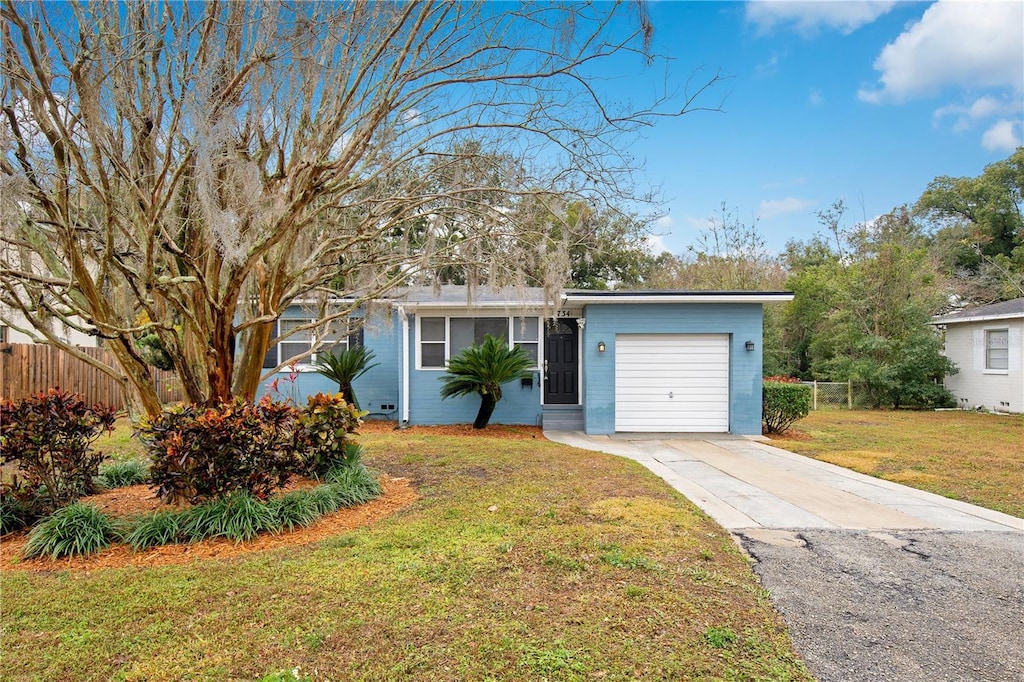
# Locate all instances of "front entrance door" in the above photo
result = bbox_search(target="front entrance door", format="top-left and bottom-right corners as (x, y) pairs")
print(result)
(544, 319), (579, 405)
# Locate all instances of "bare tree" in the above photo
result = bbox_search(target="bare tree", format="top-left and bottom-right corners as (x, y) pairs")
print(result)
(1, 1), (722, 417)
(649, 203), (786, 290)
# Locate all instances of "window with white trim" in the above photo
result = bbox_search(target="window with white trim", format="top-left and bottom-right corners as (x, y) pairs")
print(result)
(263, 318), (362, 369)
(985, 328), (1009, 371)
(418, 316), (540, 369)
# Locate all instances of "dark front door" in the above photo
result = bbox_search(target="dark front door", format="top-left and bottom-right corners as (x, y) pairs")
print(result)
(544, 319), (579, 404)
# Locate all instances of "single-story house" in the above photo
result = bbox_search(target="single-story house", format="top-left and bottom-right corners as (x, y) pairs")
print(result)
(931, 297), (1024, 414)
(258, 286), (794, 435)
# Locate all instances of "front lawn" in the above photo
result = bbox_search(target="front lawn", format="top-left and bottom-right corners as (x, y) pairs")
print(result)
(776, 410), (1024, 518)
(0, 427), (810, 681)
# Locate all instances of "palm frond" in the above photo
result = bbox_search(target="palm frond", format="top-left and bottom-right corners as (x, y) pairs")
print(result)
(313, 346), (380, 386)
(440, 335), (534, 400)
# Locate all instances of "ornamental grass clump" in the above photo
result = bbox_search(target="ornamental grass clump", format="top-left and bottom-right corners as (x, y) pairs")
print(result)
(98, 459), (149, 489)
(266, 491), (322, 531)
(180, 491), (282, 543)
(24, 503), (122, 559)
(124, 509), (183, 551)
(324, 462), (383, 506)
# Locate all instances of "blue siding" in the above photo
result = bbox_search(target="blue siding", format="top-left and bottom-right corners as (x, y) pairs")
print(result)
(581, 303), (763, 435)
(404, 314), (543, 426)
(257, 300), (763, 433)
(257, 310), (401, 418)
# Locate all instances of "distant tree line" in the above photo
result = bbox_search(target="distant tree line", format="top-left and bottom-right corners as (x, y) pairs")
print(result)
(639, 148), (1023, 408)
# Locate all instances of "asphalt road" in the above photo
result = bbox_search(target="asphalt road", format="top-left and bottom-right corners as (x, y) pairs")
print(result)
(738, 529), (1024, 682)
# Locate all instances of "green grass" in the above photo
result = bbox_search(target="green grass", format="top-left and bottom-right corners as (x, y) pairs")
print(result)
(92, 418), (147, 461)
(1, 430), (811, 681)
(779, 410), (1024, 518)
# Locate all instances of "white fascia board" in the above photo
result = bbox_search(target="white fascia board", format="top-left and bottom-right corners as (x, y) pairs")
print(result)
(287, 297), (360, 307)
(400, 300), (546, 311)
(931, 312), (1024, 325)
(563, 292), (794, 304)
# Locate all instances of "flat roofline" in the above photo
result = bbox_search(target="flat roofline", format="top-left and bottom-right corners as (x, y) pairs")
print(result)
(931, 312), (1024, 325)
(290, 289), (796, 308)
(563, 291), (794, 304)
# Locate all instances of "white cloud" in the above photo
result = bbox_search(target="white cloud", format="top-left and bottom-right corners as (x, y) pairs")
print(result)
(754, 53), (782, 77)
(933, 96), (1022, 133)
(858, 1), (1024, 104)
(682, 214), (712, 231)
(758, 196), (813, 220)
(644, 233), (669, 255)
(808, 89), (824, 107)
(746, 0), (896, 37)
(981, 119), (1022, 152)
(654, 214), (674, 230)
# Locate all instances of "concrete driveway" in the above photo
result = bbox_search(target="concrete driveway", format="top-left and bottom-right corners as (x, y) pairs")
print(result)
(545, 431), (1024, 682)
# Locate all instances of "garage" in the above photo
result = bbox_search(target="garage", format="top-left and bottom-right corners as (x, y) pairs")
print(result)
(614, 333), (730, 432)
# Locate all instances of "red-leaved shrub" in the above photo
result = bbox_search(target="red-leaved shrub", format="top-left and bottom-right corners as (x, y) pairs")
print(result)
(0, 388), (117, 513)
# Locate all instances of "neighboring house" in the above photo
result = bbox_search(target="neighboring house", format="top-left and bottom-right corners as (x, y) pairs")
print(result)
(0, 305), (98, 347)
(259, 286), (793, 435)
(932, 297), (1024, 414)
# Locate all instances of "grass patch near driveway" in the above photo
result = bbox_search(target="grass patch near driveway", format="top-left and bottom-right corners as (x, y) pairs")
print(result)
(1, 429), (810, 681)
(777, 410), (1024, 518)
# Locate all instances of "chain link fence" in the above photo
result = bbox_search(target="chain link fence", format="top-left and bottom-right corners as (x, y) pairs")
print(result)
(800, 381), (859, 410)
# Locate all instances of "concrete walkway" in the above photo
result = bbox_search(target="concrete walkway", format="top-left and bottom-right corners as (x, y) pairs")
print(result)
(545, 431), (1024, 682)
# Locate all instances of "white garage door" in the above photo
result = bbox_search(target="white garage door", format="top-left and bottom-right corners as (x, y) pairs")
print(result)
(615, 334), (730, 432)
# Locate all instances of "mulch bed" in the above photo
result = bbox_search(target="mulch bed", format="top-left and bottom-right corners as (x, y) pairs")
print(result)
(358, 420), (543, 439)
(0, 476), (417, 573)
(0, 422), (542, 573)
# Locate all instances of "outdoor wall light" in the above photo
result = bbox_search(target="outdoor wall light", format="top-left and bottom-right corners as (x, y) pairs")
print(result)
(745, 340), (755, 352)
(597, 341), (606, 353)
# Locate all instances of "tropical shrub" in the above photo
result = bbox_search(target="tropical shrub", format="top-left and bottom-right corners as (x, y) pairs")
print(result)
(0, 389), (117, 513)
(0, 476), (42, 534)
(762, 381), (812, 434)
(440, 334), (534, 429)
(23, 503), (122, 559)
(295, 393), (365, 478)
(313, 347), (379, 410)
(140, 397), (301, 504)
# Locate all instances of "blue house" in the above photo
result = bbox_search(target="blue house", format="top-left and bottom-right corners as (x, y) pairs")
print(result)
(258, 286), (793, 435)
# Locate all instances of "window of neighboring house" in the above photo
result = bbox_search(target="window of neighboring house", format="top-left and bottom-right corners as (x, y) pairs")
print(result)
(0, 324), (7, 343)
(418, 316), (540, 369)
(985, 328), (1009, 371)
(262, 318), (363, 370)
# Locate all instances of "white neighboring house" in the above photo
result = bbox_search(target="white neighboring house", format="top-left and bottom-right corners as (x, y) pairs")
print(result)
(932, 297), (1024, 414)
(0, 305), (98, 347)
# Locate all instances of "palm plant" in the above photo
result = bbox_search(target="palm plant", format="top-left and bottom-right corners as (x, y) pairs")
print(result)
(440, 335), (535, 429)
(313, 346), (379, 410)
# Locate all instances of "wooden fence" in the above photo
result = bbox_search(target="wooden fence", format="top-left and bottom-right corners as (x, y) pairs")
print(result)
(0, 343), (183, 409)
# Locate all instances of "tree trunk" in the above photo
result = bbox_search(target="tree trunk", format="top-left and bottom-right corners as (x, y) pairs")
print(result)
(473, 394), (497, 429)
(341, 381), (359, 410)
(105, 338), (164, 419)
(233, 319), (276, 402)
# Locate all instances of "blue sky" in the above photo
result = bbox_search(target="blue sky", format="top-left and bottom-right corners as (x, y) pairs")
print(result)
(610, 1), (1024, 255)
